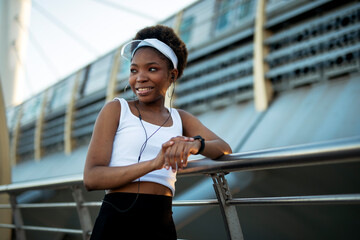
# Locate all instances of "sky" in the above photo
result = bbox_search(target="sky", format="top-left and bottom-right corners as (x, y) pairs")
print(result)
(19, 0), (198, 102)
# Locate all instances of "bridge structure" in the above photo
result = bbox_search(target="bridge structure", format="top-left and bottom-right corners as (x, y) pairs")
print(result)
(1, 0), (360, 239)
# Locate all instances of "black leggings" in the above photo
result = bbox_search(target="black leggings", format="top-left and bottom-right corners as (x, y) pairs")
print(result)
(90, 192), (177, 240)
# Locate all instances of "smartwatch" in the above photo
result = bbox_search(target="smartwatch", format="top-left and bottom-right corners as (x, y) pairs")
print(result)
(193, 135), (205, 155)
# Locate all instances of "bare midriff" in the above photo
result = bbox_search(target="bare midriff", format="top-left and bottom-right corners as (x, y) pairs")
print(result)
(108, 181), (172, 197)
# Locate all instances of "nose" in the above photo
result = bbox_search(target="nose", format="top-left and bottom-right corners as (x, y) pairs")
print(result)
(136, 71), (149, 82)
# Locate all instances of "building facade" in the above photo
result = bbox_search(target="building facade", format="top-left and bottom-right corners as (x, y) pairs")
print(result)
(4, 0), (360, 239)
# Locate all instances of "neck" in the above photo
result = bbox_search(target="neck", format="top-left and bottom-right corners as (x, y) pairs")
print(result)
(137, 97), (167, 113)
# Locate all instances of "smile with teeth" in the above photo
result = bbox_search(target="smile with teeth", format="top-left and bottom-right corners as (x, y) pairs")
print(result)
(136, 87), (154, 94)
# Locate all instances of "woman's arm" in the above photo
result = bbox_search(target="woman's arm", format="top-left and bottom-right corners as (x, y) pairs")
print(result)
(163, 110), (232, 171)
(83, 100), (173, 191)
(179, 109), (232, 158)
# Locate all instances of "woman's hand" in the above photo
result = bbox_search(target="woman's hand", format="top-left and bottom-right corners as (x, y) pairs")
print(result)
(152, 136), (197, 172)
(151, 140), (175, 170)
(163, 136), (200, 172)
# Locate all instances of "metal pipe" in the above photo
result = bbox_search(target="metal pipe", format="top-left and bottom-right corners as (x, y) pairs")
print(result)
(0, 136), (359, 193)
(0, 223), (82, 235)
(17, 203), (76, 208)
(21, 225), (83, 234)
(212, 173), (243, 240)
(173, 199), (219, 206)
(0, 137), (358, 239)
(228, 194), (360, 206)
(179, 136), (360, 176)
(0, 174), (83, 193)
(82, 202), (101, 207)
(0, 224), (16, 229)
(3, 193), (359, 210)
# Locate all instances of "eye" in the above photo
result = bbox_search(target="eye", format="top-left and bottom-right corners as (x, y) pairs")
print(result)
(130, 68), (137, 74)
(149, 67), (157, 72)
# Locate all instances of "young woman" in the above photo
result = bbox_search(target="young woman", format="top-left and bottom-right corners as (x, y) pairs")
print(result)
(84, 25), (232, 239)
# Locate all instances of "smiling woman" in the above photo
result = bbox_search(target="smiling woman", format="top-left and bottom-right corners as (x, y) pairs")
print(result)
(83, 24), (232, 239)
(129, 47), (175, 103)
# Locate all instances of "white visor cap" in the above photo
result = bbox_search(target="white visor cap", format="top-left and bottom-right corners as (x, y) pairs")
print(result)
(121, 38), (178, 69)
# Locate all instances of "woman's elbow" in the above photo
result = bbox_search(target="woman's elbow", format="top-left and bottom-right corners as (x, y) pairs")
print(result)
(225, 144), (232, 155)
(216, 145), (232, 159)
(83, 171), (96, 191)
(221, 142), (232, 156)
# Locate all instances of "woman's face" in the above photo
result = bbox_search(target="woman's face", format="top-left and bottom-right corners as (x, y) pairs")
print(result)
(129, 47), (173, 104)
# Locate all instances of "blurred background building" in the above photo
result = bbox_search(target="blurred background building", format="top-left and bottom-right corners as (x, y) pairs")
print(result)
(1, 0), (360, 239)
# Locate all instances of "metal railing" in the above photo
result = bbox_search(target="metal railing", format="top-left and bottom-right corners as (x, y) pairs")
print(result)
(1, 136), (360, 240)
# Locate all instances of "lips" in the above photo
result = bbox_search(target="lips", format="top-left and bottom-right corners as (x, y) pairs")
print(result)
(136, 86), (154, 95)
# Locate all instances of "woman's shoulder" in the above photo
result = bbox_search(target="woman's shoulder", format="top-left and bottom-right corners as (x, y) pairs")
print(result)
(99, 99), (122, 120)
(176, 108), (194, 118)
(176, 109), (198, 123)
(104, 98), (122, 110)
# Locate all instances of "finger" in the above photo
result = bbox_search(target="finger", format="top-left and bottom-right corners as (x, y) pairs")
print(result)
(164, 146), (172, 170)
(172, 144), (181, 172)
(162, 140), (174, 151)
(181, 143), (190, 168)
(181, 144), (191, 168)
(170, 144), (181, 172)
(162, 141), (174, 170)
(181, 142), (190, 167)
(165, 143), (177, 172)
(181, 141), (192, 169)
(171, 136), (193, 142)
(170, 136), (183, 142)
(177, 144), (185, 169)
(181, 136), (190, 141)
(183, 136), (194, 142)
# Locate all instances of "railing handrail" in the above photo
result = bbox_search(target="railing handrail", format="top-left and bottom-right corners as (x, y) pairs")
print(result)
(1, 136), (359, 194)
(0, 136), (359, 240)
(180, 136), (360, 176)
(1, 193), (359, 209)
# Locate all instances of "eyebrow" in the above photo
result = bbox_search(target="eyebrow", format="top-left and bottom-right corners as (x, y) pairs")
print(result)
(131, 62), (161, 67)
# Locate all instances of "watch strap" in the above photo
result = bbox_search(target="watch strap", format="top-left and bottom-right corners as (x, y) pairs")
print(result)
(193, 135), (205, 155)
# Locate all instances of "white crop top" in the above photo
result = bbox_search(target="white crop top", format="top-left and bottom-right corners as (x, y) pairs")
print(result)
(109, 98), (183, 196)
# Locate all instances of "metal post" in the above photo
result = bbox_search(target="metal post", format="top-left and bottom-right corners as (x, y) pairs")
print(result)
(0, 77), (12, 240)
(9, 195), (26, 240)
(106, 47), (121, 102)
(253, 0), (273, 111)
(211, 173), (243, 240)
(64, 70), (81, 155)
(71, 186), (92, 240)
(10, 106), (22, 166)
(34, 90), (48, 160)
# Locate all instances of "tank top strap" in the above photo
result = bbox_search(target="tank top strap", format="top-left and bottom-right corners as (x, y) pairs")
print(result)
(113, 98), (131, 130)
(168, 107), (182, 130)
